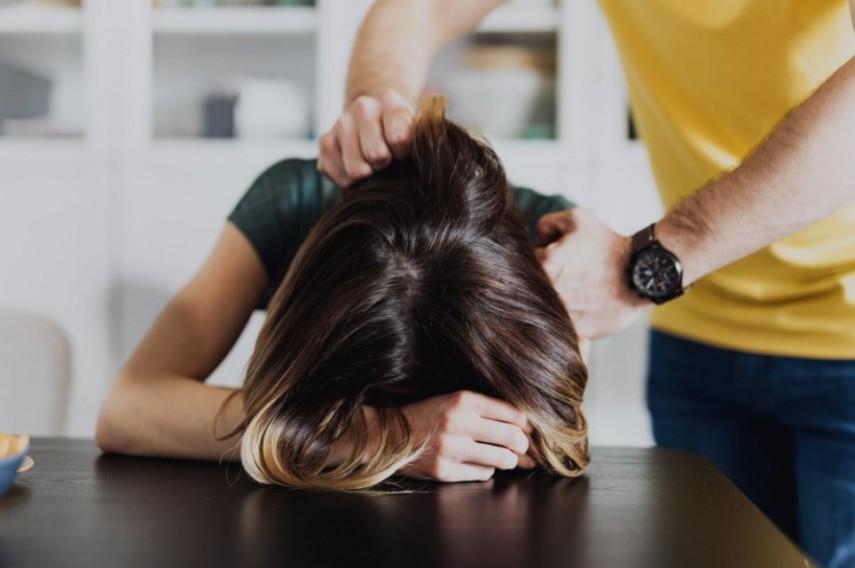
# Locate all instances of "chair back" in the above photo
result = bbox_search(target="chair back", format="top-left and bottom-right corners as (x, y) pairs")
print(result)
(0, 309), (71, 436)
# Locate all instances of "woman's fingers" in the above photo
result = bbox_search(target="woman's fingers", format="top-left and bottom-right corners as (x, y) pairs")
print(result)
(433, 460), (496, 482)
(459, 391), (533, 434)
(465, 417), (529, 456)
(400, 390), (539, 482)
(462, 440), (520, 471)
(518, 454), (537, 469)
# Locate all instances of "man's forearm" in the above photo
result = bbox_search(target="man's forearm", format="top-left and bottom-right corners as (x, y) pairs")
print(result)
(657, 55), (855, 285)
(345, 0), (505, 106)
(346, 1), (431, 105)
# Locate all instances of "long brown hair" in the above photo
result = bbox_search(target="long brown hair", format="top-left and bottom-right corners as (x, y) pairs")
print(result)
(233, 96), (588, 491)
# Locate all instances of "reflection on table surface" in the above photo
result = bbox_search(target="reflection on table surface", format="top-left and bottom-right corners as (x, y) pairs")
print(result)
(0, 440), (812, 568)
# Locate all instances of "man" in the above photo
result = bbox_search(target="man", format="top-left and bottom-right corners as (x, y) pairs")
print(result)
(316, 1), (855, 566)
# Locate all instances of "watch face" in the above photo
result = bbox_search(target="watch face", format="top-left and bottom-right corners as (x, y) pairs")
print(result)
(631, 247), (682, 300)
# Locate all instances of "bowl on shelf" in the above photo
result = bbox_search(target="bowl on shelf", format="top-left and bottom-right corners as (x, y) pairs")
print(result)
(0, 433), (31, 499)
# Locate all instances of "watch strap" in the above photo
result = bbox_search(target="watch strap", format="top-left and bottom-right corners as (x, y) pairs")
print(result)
(631, 223), (656, 255)
(628, 223), (688, 304)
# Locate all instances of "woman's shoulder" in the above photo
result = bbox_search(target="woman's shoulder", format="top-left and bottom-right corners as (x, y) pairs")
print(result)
(246, 158), (336, 202)
(231, 158), (339, 221)
(511, 185), (574, 220)
(228, 158), (340, 305)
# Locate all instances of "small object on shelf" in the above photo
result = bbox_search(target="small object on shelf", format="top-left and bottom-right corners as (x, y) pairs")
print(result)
(235, 78), (310, 140)
(0, 62), (51, 135)
(203, 92), (237, 138)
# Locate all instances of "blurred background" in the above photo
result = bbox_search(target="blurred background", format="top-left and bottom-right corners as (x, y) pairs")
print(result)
(0, 0), (661, 444)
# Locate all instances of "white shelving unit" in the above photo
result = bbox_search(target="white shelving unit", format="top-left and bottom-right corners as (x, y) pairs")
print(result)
(478, 3), (559, 33)
(151, 6), (317, 35)
(0, 6), (83, 34)
(1, 0), (659, 445)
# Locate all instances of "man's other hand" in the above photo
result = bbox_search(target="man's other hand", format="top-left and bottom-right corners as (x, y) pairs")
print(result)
(536, 208), (650, 339)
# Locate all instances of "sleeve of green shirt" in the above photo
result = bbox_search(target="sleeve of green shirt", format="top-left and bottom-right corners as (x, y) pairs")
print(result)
(228, 158), (575, 309)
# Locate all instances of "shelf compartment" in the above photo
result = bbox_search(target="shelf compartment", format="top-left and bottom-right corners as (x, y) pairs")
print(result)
(152, 32), (316, 140)
(478, 3), (559, 34)
(152, 6), (317, 35)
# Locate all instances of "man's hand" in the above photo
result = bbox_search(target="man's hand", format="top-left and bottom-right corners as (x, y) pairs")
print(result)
(397, 390), (536, 482)
(536, 208), (650, 339)
(317, 89), (414, 188)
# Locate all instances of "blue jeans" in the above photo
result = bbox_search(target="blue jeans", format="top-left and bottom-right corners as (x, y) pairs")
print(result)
(648, 330), (855, 568)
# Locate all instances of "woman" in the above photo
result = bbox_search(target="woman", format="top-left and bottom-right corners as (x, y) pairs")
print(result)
(97, 97), (588, 491)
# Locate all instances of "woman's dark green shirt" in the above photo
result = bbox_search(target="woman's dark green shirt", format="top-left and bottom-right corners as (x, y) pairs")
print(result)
(228, 158), (573, 309)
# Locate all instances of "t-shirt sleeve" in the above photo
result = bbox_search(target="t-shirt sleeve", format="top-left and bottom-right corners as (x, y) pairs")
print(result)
(510, 185), (576, 243)
(227, 158), (337, 308)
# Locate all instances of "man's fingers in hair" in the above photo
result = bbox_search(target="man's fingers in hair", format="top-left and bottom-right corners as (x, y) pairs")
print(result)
(317, 132), (350, 187)
(377, 89), (414, 161)
(335, 114), (373, 183)
(351, 96), (393, 169)
(466, 418), (529, 455)
(381, 106), (414, 161)
(536, 210), (576, 246)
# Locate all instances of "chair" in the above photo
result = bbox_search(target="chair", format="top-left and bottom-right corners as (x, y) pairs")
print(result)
(0, 309), (71, 436)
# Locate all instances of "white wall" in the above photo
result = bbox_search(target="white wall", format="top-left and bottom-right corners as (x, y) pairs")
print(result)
(0, 0), (661, 447)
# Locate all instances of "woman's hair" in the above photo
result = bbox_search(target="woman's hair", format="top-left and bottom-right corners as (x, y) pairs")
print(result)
(232, 96), (588, 491)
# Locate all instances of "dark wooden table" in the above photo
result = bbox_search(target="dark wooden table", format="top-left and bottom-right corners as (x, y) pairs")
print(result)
(0, 439), (811, 568)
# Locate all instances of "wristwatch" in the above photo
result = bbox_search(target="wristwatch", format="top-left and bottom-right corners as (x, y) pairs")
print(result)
(628, 223), (686, 304)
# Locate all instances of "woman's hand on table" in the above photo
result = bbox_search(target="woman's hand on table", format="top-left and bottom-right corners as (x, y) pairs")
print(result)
(317, 89), (414, 188)
(395, 390), (536, 482)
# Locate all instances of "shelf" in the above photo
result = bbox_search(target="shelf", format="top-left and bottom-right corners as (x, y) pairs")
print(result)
(148, 138), (318, 159)
(478, 3), (559, 34)
(152, 6), (317, 35)
(149, 4), (553, 36)
(492, 137), (563, 154)
(0, 138), (89, 162)
(0, 7), (83, 34)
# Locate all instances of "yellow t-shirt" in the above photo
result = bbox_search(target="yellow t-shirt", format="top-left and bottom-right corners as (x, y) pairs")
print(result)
(599, 0), (855, 358)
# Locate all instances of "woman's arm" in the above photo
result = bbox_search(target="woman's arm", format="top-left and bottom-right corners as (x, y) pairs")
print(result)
(95, 223), (267, 461)
(96, 222), (534, 477)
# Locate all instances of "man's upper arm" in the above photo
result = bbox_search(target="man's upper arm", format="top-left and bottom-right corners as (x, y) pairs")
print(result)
(429, 0), (508, 48)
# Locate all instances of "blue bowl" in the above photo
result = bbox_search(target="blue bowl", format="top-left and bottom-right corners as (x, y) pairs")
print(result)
(0, 436), (29, 498)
